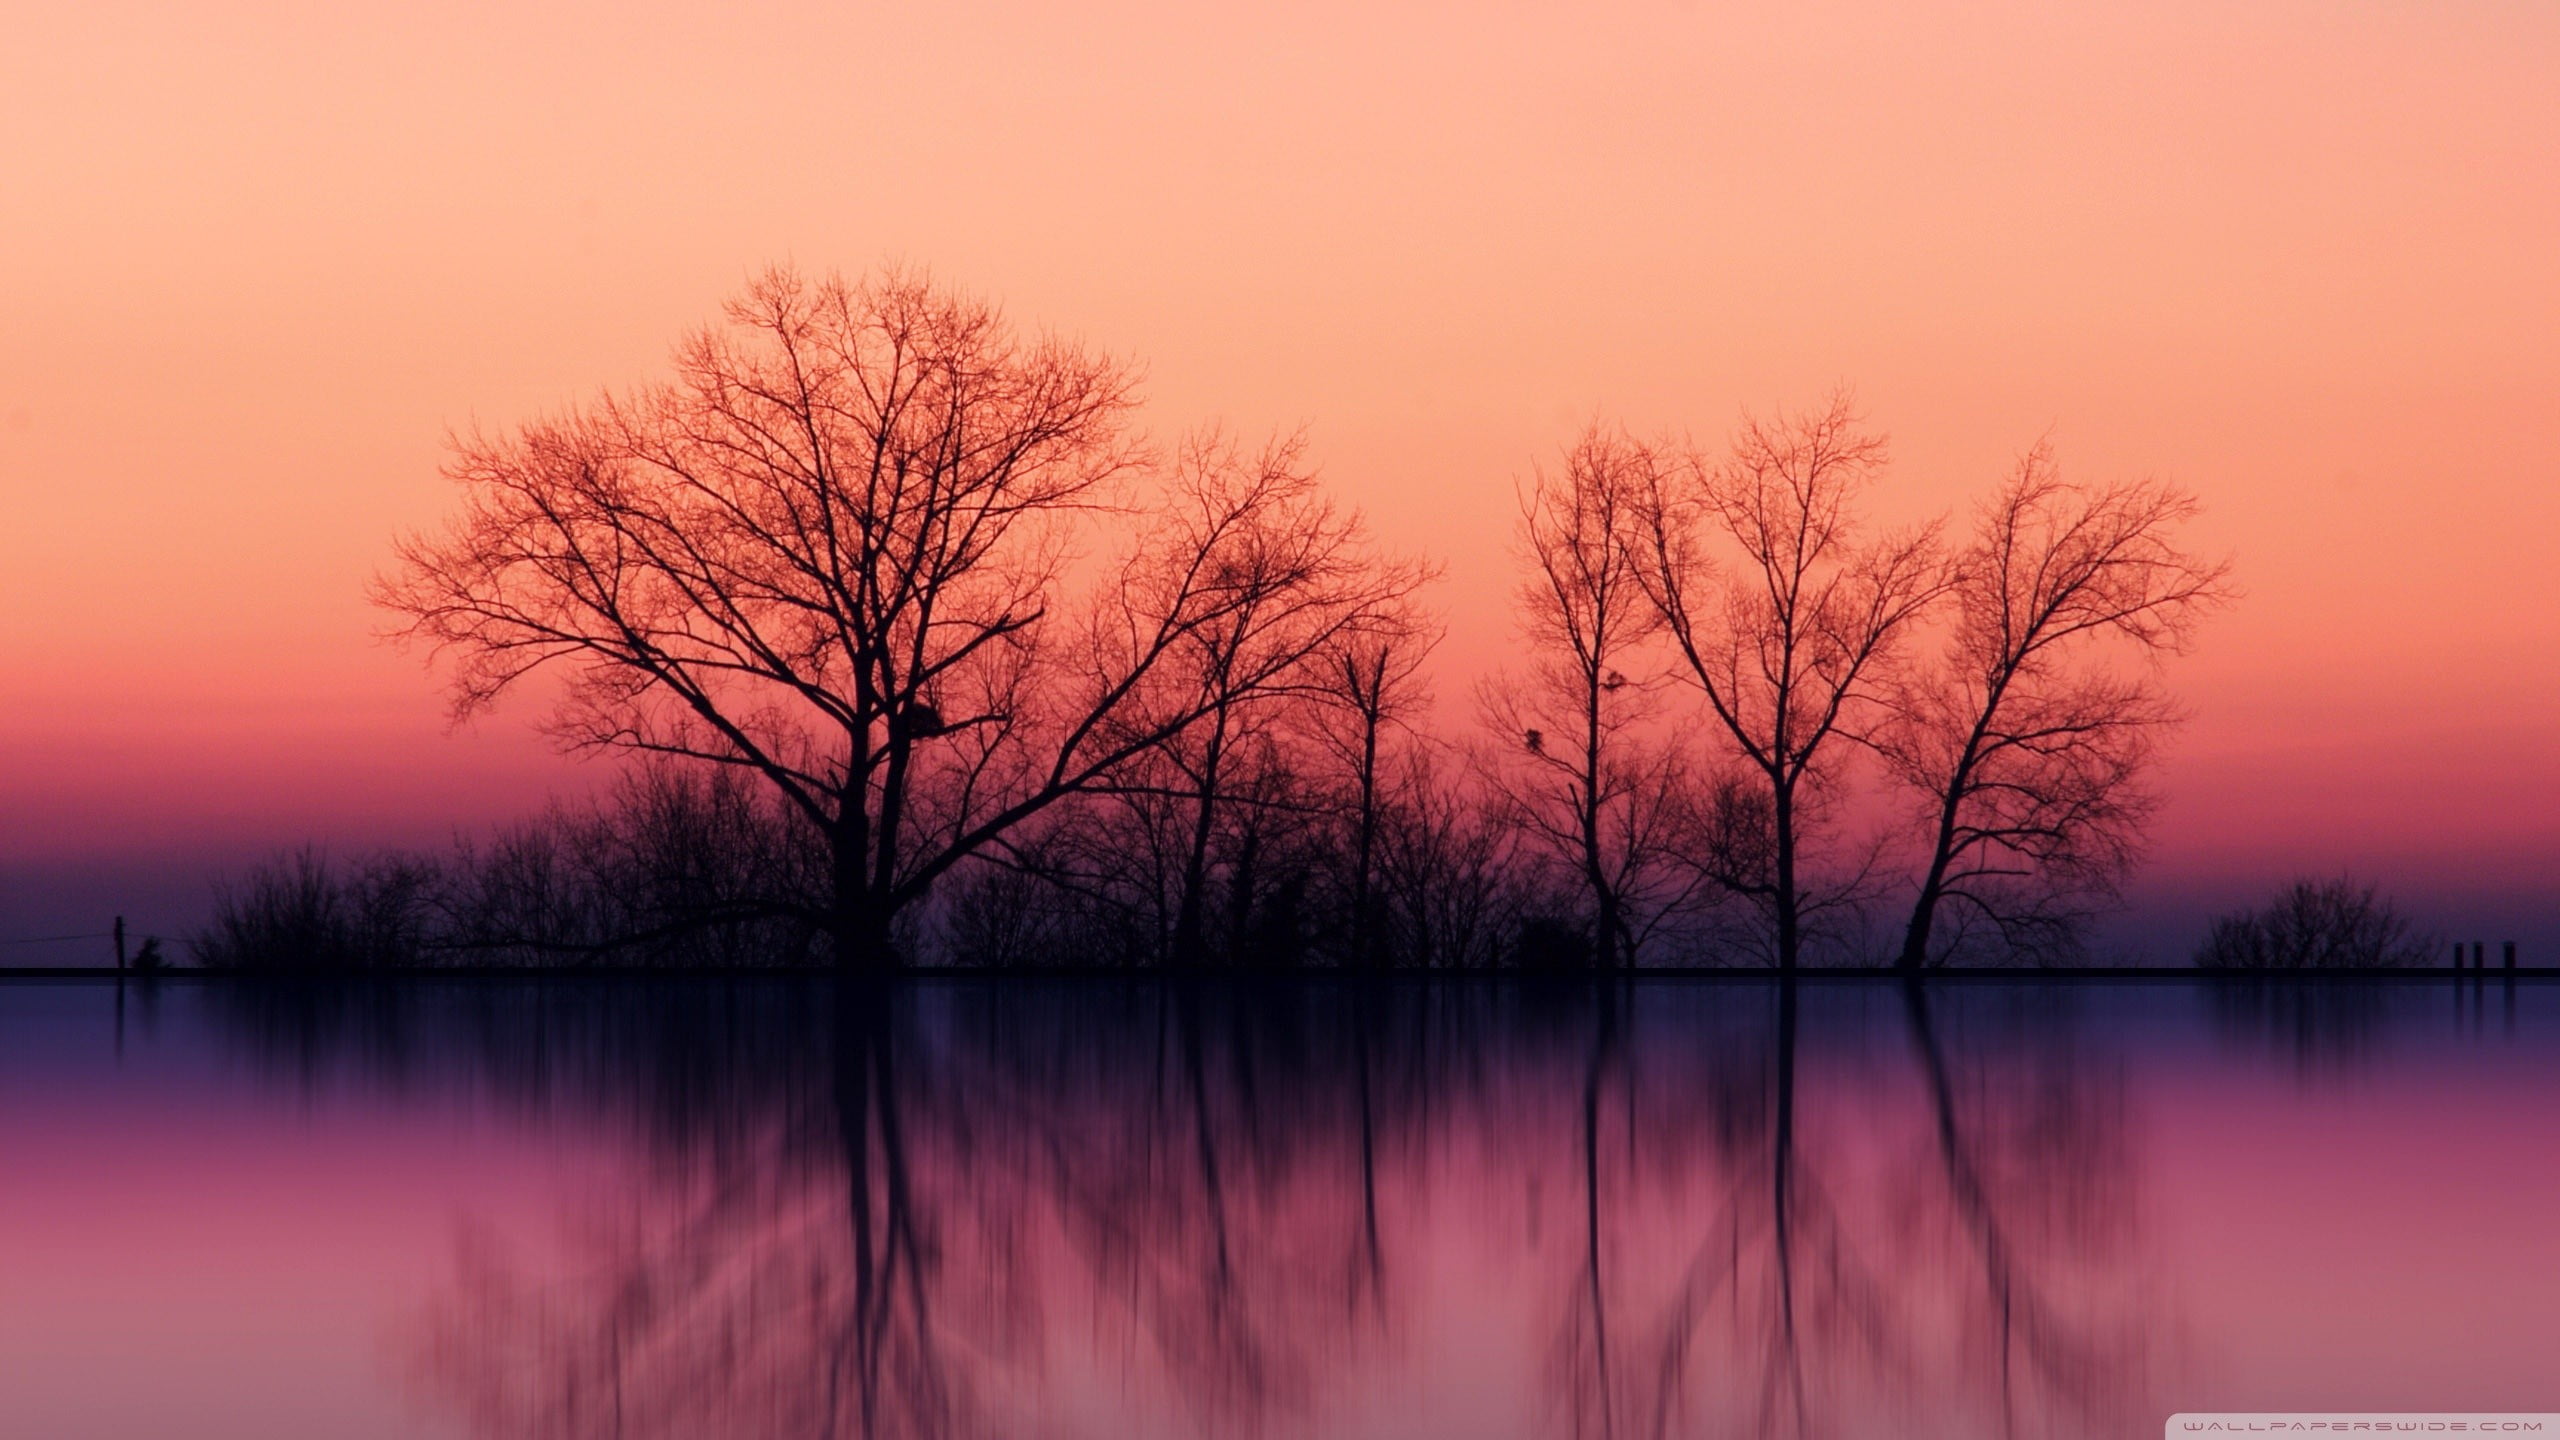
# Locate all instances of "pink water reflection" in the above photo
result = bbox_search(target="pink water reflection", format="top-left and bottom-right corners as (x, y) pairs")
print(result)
(2, 979), (2556, 1438)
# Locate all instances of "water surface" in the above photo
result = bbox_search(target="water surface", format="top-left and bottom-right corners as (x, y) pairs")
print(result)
(4, 976), (2556, 1438)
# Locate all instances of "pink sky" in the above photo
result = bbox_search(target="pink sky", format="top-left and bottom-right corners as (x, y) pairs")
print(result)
(4, 0), (2556, 948)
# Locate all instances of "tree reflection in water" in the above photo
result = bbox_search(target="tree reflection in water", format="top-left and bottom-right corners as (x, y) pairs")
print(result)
(213, 978), (2165, 1439)
(1539, 984), (2153, 1440)
(2206, 978), (2411, 1075)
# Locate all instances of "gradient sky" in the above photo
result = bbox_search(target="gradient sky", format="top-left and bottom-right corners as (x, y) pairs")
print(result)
(4, 0), (2556, 952)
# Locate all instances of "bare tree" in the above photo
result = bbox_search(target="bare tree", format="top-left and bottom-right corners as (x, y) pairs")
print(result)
(1638, 395), (1947, 970)
(1484, 426), (1709, 967)
(1306, 608), (1440, 966)
(1081, 432), (1431, 966)
(1881, 446), (2231, 968)
(379, 267), (1416, 966)
(1371, 751), (1529, 969)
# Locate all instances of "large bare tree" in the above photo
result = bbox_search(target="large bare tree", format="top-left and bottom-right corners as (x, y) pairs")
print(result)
(1483, 426), (1709, 967)
(378, 267), (1416, 966)
(1638, 396), (1947, 970)
(1881, 446), (2231, 967)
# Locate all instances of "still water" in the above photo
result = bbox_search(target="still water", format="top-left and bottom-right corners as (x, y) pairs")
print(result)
(3, 976), (2555, 1439)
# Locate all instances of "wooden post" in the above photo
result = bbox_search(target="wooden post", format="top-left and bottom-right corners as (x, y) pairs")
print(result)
(114, 916), (127, 973)
(2475, 941), (2488, 970)
(2506, 941), (2518, 971)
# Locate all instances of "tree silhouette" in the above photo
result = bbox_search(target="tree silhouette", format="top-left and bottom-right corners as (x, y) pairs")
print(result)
(1483, 426), (1713, 967)
(1306, 610), (1440, 967)
(1637, 396), (1947, 969)
(1880, 446), (2231, 967)
(2194, 876), (2433, 970)
(378, 268), (1417, 965)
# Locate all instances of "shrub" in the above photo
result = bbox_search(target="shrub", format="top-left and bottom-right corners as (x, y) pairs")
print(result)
(2193, 877), (2432, 969)
(193, 848), (443, 970)
(190, 763), (824, 970)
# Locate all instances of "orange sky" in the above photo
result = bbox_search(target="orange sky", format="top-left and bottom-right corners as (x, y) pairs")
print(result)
(4, 0), (2557, 948)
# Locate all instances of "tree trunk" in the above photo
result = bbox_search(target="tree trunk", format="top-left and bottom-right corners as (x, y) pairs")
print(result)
(1898, 889), (1940, 972)
(1902, 781), (1962, 968)
(1173, 789), (1218, 968)
(1583, 669), (1615, 969)
(1224, 817), (1261, 962)
(831, 823), (898, 970)
(829, 904), (898, 970)
(1351, 712), (1380, 968)
(1904, 708), (1995, 971)
(1900, 844), (1953, 972)
(1173, 715), (1229, 967)
(1773, 785), (1800, 973)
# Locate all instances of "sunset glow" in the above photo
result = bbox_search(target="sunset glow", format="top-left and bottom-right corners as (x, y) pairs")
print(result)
(5, 0), (2556, 951)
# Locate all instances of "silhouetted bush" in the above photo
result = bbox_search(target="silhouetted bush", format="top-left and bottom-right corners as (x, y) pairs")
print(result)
(1509, 915), (1600, 970)
(2193, 877), (2433, 969)
(441, 764), (823, 966)
(194, 848), (444, 970)
(191, 765), (822, 969)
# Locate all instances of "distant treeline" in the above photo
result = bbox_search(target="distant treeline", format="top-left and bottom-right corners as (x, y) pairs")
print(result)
(196, 263), (2426, 973)
(191, 771), (2435, 970)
